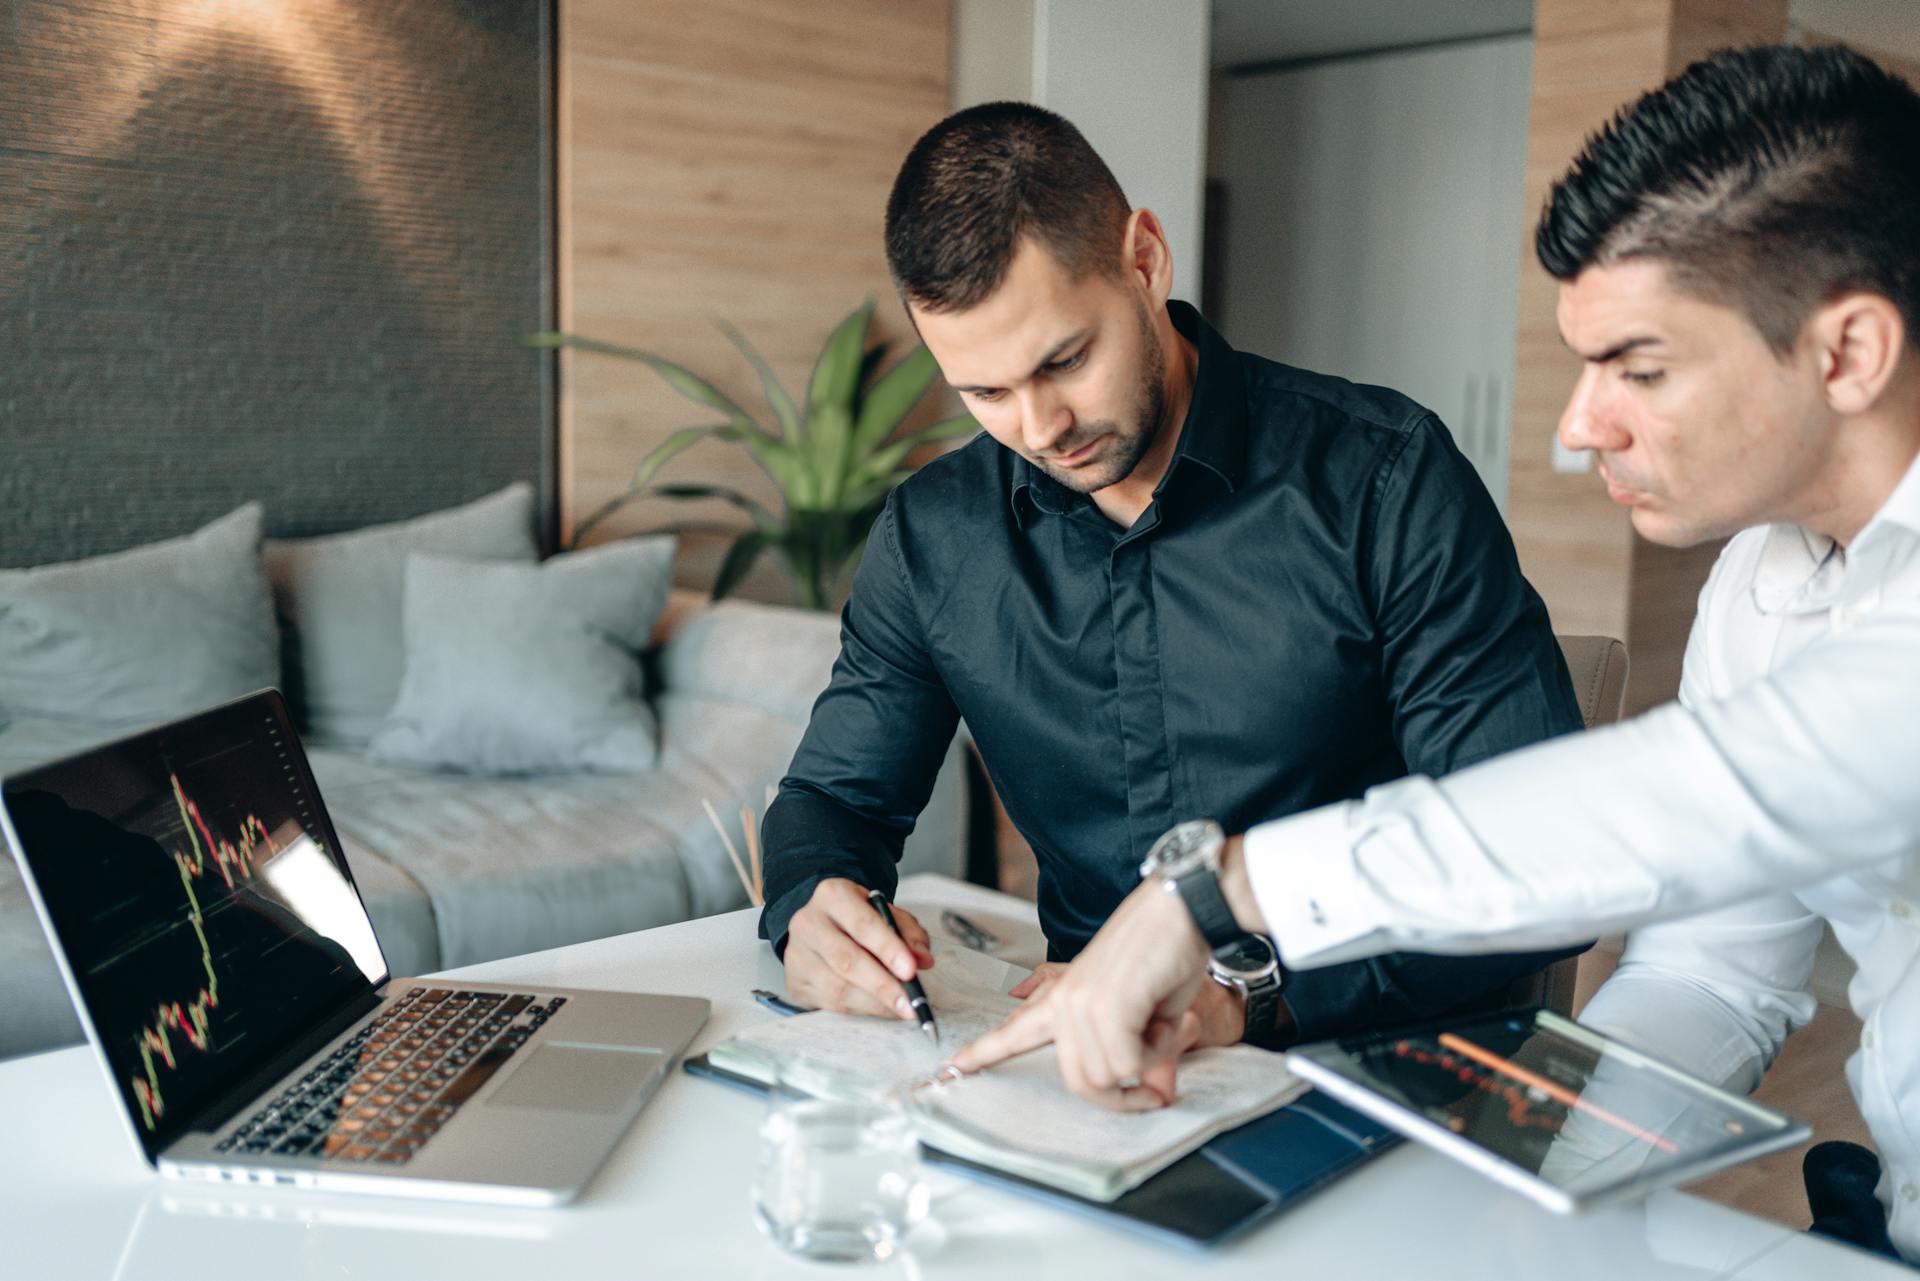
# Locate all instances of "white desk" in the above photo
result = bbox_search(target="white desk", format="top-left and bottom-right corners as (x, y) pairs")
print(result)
(1, 875), (1907, 1280)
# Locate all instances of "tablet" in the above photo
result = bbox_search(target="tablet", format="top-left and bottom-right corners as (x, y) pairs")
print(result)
(1284, 1007), (1811, 1213)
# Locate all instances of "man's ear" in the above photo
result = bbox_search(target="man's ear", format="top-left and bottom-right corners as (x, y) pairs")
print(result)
(1120, 208), (1175, 307)
(1810, 292), (1906, 415)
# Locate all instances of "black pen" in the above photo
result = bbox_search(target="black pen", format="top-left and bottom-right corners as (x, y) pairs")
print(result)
(751, 989), (810, 1018)
(868, 889), (939, 1045)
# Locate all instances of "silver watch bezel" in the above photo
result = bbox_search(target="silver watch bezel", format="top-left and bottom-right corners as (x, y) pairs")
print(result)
(1208, 932), (1279, 986)
(1139, 818), (1224, 884)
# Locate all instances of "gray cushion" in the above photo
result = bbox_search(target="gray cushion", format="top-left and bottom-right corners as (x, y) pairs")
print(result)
(658, 597), (847, 724)
(655, 599), (971, 899)
(368, 536), (676, 775)
(0, 504), (276, 729)
(264, 485), (537, 746)
(309, 761), (699, 967)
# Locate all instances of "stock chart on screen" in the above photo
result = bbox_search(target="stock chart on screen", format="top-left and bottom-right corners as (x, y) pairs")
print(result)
(6, 699), (381, 1153)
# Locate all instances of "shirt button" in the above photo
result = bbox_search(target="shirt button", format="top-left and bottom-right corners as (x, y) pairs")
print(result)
(1893, 900), (1913, 919)
(1905, 1183), (1919, 1203)
(1864, 1030), (1875, 1049)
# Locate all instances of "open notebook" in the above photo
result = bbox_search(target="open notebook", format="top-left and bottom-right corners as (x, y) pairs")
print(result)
(704, 945), (1307, 1202)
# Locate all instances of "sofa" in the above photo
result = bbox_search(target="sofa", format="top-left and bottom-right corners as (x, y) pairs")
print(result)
(0, 533), (971, 1060)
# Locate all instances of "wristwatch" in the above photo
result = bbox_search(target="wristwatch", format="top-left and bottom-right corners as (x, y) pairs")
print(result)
(1208, 933), (1284, 1046)
(1140, 820), (1285, 1044)
(1137, 819), (1241, 950)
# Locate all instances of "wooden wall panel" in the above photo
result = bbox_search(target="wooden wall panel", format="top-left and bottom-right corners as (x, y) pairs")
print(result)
(1509, 0), (1786, 713)
(559, 0), (952, 600)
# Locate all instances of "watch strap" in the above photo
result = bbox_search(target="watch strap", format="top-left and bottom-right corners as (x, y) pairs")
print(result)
(1239, 969), (1286, 1048)
(1170, 862), (1242, 951)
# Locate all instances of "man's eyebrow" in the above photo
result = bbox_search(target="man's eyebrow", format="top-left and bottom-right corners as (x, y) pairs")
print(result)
(949, 330), (1090, 394)
(1567, 335), (1663, 363)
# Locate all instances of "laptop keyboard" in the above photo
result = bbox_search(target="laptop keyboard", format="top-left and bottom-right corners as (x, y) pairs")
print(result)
(214, 987), (565, 1165)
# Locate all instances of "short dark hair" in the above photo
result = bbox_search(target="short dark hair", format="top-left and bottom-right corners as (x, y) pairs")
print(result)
(1536, 43), (1920, 353)
(885, 102), (1131, 313)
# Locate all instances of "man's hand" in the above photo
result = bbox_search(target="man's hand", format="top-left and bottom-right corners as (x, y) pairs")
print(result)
(782, 878), (935, 1022)
(1009, 961), (1247, 1048)
(945, 875), (1213, 1110)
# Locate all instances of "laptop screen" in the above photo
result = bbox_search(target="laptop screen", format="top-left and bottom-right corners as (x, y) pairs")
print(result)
(2, 692), (387, 1160)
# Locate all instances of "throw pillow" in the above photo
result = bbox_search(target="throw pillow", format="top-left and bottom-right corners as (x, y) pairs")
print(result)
(263, 484), (537, 745)
(0, 503), (277, 728)
(368, 536), (677, 775)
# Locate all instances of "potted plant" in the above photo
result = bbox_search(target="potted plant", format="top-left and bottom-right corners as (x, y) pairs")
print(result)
(526, 303), (973, 610)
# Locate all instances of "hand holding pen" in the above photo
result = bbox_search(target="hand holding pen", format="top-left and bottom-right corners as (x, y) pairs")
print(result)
(780, 877), (936, 1026)
(869, 889), (940, 1045)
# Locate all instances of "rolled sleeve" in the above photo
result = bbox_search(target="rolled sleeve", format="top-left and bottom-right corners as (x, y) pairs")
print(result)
(758, 498), (961, 956)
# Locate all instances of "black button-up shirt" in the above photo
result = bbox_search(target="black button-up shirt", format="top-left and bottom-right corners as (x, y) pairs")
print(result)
(760, 303), (1586, 1041)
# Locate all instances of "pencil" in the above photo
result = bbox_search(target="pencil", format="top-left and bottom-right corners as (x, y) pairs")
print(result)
(703, 797), (757, 907)
(741, 803), (762, 905)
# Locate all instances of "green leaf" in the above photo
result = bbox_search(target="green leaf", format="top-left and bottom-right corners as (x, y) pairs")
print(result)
(648, 483), (782, 536)
(717, 321), (802, 442)
(851, 345), (939, 455)
(526, 332), (763, 432)
(566, 491), (645, 549)
(629, 423), (741, 491)
(838, 470), (910, 514)
(624, 519), (739, 537)
(856, 342), (891, 399)
(807, 302), (874, 413)
(847, 414), (978, 487)
(734, 429), (809, 500)
(809, 401), (855, 508)
(712, 530), (771, 602)
(628, 418), (808, 503)
(565, 504), (739, 551)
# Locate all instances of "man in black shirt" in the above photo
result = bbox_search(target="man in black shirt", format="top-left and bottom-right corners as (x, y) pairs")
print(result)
(758, 102), (1584, 1056)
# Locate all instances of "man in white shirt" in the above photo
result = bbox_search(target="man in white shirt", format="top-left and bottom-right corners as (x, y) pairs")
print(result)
(952, 43), (1920, 1263)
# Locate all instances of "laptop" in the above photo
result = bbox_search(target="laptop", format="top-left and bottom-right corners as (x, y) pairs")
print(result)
(0, 689), (708, 1207)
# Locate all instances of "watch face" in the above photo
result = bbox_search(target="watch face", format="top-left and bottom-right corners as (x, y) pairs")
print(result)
(1211, 934), (1278, 981)
(1141, 819), (1224, 880)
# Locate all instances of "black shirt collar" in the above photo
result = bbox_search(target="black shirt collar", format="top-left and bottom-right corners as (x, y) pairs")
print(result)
(1010, 300), (1245, 527)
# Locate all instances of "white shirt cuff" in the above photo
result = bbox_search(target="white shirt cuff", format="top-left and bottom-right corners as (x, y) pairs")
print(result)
(1244, 801), (1386, 968)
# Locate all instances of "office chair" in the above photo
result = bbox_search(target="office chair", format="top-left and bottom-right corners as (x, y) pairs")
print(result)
(1503, 634), (1631, 1015)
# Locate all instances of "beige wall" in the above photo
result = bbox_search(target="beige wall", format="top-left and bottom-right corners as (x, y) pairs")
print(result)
(1509, 0), (1788, 715)
(558, 1), (952, 599)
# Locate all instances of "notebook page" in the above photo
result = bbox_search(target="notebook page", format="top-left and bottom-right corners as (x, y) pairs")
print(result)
(711, 943), (1305, 1199)
(917, 1039), (1302, 1173)
(711, 945), (1030, 1090)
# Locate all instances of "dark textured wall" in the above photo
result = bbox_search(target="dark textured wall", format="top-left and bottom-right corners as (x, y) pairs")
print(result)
(0, 0), (552, 568)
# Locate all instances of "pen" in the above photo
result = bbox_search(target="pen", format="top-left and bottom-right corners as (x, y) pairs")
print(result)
(751, 989), (810, 1018)
(868, 889), (940, 1045)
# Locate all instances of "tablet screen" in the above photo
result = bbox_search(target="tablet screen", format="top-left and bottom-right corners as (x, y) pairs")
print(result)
(1286, 1008), (1809, 1211)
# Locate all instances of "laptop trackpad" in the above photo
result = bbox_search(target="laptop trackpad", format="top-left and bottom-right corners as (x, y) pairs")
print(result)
(487, 1044), (666, 1114)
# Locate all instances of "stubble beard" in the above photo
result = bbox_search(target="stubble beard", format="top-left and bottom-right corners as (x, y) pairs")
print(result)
(1037, 303), (1169, 495)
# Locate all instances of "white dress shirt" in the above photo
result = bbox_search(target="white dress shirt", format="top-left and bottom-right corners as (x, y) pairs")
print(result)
(1246, 447), (1920, 1260)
